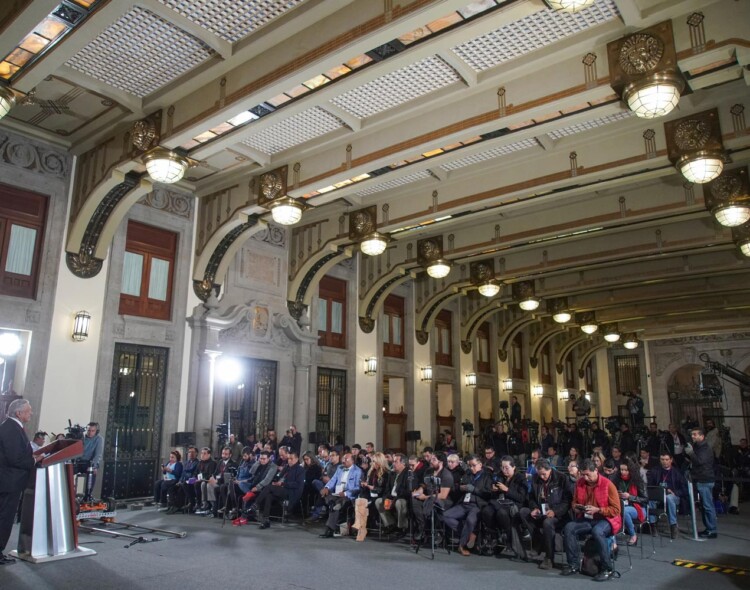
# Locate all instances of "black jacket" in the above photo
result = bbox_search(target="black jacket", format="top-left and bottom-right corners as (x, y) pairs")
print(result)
(687, 440), (715, 483)
(528, 468), (571, 517)
(0, 418), (34, 494)
(385, 468), (415, 499)
(493, 471), (528, 508)
(458, 470), (494, 509)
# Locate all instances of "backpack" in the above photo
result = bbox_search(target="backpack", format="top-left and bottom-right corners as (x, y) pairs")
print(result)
(580, 537), (620, 577)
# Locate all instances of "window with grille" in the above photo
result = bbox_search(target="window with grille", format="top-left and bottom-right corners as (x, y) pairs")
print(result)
(119, 220), (177, 320)
(477, 322), (490, 373)
(435, 309), (452, 366)
(318, 275), (346, 348)
(383, 294), (404, 358)
(615, 354), (640, 394)
(316, 368), (346, 445)
(0, 183), (47, 299)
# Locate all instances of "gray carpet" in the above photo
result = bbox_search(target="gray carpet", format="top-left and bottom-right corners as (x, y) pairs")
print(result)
(3, 507), (749, 590)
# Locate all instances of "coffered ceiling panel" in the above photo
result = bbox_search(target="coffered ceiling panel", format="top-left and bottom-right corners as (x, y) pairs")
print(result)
(329, 55), (462, 119)
(356, 169), (433, 197)
(451, 0), (620, 72)
(439, 138), (540, 171)
(240, 106), (345, 155)
(65, 5), (215, 97)
(545, 109), (633, 140)
(156, 0), (307, 43)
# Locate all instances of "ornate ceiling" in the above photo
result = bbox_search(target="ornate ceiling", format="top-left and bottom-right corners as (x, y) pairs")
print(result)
(1, 0), (749, 342)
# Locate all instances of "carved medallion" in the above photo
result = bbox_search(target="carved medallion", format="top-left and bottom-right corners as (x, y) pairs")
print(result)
(460, 340), (472, 354)
(674, 119), (711, 151)
(470, 260), (494, 283)
(416, 330), (429, 345)
(252, 306), (270, 337)
(618, 33), (663, 75)
(709, 173), (743, 201)
(66, 249), (103, 278)
(358, 316), (375, 333)
(287, 299), (307, 321)
(349, 206), (377, 240)
(257, 166), (288, 205)
(498, 349), (508, 362)
(131, 118), (157, 151)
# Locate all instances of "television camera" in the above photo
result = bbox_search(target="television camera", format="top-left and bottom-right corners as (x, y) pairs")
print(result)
(66, 420), (86, 440)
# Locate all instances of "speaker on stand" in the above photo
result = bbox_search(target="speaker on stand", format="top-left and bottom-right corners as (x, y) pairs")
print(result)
(405, 430), (421, 457)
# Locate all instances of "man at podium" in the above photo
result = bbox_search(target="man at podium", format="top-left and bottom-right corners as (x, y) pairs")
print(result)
(0, 399), (41, 565)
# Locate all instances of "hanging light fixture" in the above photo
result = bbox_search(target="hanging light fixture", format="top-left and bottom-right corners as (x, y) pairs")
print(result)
(269, 196), (304, 226)
(364, 357), (378, 376)
(603, 324), (621, 343)
(704, 167), (750, 227)
(465, 372), (477, 387)
(623, 333), (639, 349)
(533, 384), (544, 397)
(0, 86), (16, 120)
(513, 281), (540, 311)
(548, 297), (572, 323)
(544, 0), (596, 13)
(349, 206), (389, 256)
(607, 21), (685, 120)
(257, 165), (308, 226)
(731, 224), (750, 257)
(577, 311), (598, 334)
(72, 311), (91, 342)
(418, 236), (451, 279)
(478, 281), (500, 297)
(470, 259), (500, 297)
(665, 108), (725, 184)
(143, 147), (191, 184)
(420, 366), (433, 382)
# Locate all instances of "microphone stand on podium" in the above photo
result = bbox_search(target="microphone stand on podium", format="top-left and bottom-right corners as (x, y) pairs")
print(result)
(11, 438), (97, 563)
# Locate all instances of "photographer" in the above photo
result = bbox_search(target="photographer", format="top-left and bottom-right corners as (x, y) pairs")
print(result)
(520, 458), (572, 569)
(626, 390), (645, 428)
(572, 390), (591, 421)
(79, 422), (104, 491)
(589, 422), (609, 456)
(410, 452), (453, 542)
(481, 456), (528, 560)
(442, 455), (493, 556)
(279, 425), (302, 456)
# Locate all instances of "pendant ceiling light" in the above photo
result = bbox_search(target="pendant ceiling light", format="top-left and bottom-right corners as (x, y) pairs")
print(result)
(269, 197), (304, 226)
(576, 311), (598, 334)
(427, 259), (451, 279)
(478, 281), (500, 297)
(544, 0), (596, 13)
(519, 296), (540, 311)
(0, 86), (15, 121)
(603, 324), (621, 343)
(547, 297), (572, 323)
(623, 333), (639, 349)
(471, 259), (500, 297)
(359, 232), (388, 256)
(666, 108), (725, 184)
(350, 206), (388, 256)
(143, 148), (190, 184)
(512, 281), (540, 312)
(418, 236), (451, 280)
(704, 167), (750, 228)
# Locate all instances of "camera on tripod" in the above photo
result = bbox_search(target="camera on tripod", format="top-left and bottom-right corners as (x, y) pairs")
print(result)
(66, 420), (86, 440)
(424, 475), (442, 486)
(604, 416), (620, 435)
(216, 423), (229, 446)
(461, 420), (474, 435)
(499, 400), (509, 410)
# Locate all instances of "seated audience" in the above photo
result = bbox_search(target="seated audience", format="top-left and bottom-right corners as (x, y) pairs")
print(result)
(301, 451), (323, 508)
(375, 453), (413, 535)
(318, 452), (362, 538)
(233, 450), (277, 525)
(613, 459), (647, 545)
(196, 446), (237, 516)
(167, 446), (198, 513)
(546, 444), (562, 468)
(410, 452), (453, 542)
(443, 455), (493, 556)
(218, 447), (255, 517)
(154, 450), (183, 507)
(483, 446), (502, 473)
(355, 452), (389, 541)
(186, 447), (216, 511)
(255, 451), (305, 529)
(561, 458), (621, 582)
(520, 458), (572, 569)
(647, 452), (687, 539)
(482, 455), (528, 559)
(563, 446), (579, 468)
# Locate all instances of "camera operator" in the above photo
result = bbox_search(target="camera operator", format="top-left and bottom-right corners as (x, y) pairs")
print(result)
(78, 422), (104, 490)
(279, 425), (302, 456)
(510, 396), (523, 426)
(227, 433), (243, 464)
(589, 422), (609, 456)
(618, 423), (636, 455)
(410, 452), (453, 542)
(626, 389), (645, 428)
(685, 427), (718, 538)
(520, 458), (572, 569)
(489, 422), (509, 456)
(563, 423), (583, 459)
(572, 390), (591, 422)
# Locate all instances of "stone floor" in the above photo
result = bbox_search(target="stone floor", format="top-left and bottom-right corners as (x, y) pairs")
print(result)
(3, 504), (749, 590)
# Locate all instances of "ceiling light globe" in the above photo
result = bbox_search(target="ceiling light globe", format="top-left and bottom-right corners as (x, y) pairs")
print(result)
(604, 332), (621, 343)
(624, 74), (683, 119)
(519, 297), (540, 311)
(144, 148), (189, 184)
(426, 260), (451, 279)
(0, 86), (15, 120)
(545, 0), (596, 13)
(270, 198), (303, 225)
(713, 204), (750, 228)
(623, 340), (639, 349)
(553, 311), (572, 323)
(580, 323), (598, 335)
(678, 152), (724, 184)
(478, 281), (500, 297)
(360, 232), (388, 256)
(740, 240), (750, 258)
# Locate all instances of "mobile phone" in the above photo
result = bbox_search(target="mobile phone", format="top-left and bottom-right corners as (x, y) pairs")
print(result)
(575, 504), (586, 510)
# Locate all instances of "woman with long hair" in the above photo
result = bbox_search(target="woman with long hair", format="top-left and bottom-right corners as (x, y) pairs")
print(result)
(613, 460), (648, 545)
(356, 452), (389, 541)
(591, 450), (606, 472)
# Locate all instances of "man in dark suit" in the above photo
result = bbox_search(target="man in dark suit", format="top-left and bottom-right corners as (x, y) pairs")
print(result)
(0, 399), (40, 565)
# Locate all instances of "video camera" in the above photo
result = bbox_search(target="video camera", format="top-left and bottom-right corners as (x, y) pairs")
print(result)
(66, 420), (86, 440)
(499, 400), (509, 410)
(461, 419), (474, 435)
(424, 475), (442, 486)
(604, 416), (620, 435)
(216, 423), (229, 446)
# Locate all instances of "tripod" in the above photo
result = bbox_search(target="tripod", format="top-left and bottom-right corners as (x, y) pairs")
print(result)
(220, 472), (238, 528)
(414, 478), (447, 559)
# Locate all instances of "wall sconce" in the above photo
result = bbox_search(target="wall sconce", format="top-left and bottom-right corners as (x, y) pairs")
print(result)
(72, 311), (91, 342)
(471, 259), (500, 297)
(559, 389), (570, 401)
(576, 311), (598, 334)
(622, 333), (639, 349)
(607, 21), (684, 120)
(533, 384), (544, 397)
(465, 372), (477, 387)
(350, 205), (389, 256)
(420, 366), (433, 382)
(602, 324), (621, 343)
(513, 281), (540, 311)
(418, 236), (451, 279)
(704, 167), (750, 228)
(364, 357), (377, 376)
(502, 378), (513, 392)
(547, 297), (572, 323)
(665, 108), (725, 184)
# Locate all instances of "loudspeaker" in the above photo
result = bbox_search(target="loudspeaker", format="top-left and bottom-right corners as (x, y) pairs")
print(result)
(405, 430), (421, 442)
(172, 431), (196, 447)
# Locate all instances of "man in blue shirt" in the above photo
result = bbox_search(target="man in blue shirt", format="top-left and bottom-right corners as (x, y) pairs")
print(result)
(79, 422), (104, 498)
(318, 453), (362, 538)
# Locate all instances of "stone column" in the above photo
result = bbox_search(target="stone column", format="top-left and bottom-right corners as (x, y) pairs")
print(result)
(193, 350), (221, 449)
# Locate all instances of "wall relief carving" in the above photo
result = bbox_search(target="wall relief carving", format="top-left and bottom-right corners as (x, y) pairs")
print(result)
(251, 223), (286, 248)
(139, 188), (193, 219)
(0, 130), (69, 179)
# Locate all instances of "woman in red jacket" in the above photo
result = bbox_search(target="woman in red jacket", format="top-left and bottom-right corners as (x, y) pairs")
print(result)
(613, 460), (648, 545)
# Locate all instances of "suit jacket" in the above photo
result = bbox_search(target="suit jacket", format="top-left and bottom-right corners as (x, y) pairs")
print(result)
(0, 418), (34, 494)
(325, 464), (362, 500)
